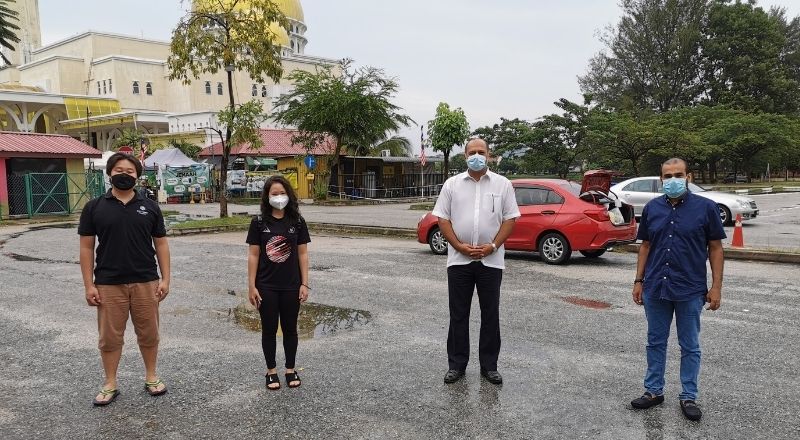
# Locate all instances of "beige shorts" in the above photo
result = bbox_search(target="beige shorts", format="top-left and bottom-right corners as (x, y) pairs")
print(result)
(96, 281), (160, 352)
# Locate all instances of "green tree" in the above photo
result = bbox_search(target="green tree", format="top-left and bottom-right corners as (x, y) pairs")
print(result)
(368, 135), (412, 157)
(702, 0), (800, 114)
(528, 99), (593, 178)
(428, 102), (469, 177)
(272, 60), (412, 190)
(579, 0), (707, 112)
(217, 99), (267, 153)
(471, 118), (536, 158)
(167, 139), (202, 159)
(0, 0), (20, 66)
(702, 109), (797, 181)
(112, 128), (147, 157)
(168, 0), (287, 217)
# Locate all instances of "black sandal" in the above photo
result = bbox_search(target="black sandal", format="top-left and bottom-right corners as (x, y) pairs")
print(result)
(265, 373), (281, 390)
(285, 371), (301, 388)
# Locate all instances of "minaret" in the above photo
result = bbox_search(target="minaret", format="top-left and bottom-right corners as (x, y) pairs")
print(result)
(2, 0), (41, 66)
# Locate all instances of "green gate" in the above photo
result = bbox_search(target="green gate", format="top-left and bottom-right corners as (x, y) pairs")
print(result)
(4, 172), (104, 219)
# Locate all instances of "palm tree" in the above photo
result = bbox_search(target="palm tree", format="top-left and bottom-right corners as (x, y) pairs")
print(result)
(370, 135), (413, 157)
(0, 1), (20, 66)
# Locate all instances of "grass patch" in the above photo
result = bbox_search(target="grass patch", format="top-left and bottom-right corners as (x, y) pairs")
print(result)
(171, 216), (251, 230)
(410, 203), (434, 211)
(161, 210), (181, 216)
(229, 198), (262, 205)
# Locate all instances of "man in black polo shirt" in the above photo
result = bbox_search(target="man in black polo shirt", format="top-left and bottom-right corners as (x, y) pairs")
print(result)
(78, 153), (171, 406)
(630, 158), (725, 421)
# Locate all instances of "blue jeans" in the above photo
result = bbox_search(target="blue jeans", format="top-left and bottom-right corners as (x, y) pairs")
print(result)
(643, 295), (704, 401)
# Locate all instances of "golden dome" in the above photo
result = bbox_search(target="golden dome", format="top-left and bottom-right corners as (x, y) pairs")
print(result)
(192, 0), (303, 47)
(192, 0), (304, 22)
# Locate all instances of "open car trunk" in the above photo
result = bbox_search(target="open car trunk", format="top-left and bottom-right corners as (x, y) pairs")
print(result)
(580, 170), (635, 226)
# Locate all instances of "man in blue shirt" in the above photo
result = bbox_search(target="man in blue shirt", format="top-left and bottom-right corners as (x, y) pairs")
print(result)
(630, 158), (726, 421)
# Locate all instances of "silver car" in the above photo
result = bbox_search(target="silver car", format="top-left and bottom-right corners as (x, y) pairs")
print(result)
(610, 177), (758, 226)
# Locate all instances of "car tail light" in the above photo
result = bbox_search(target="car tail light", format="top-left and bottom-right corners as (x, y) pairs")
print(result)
(584, 209), (610, 222)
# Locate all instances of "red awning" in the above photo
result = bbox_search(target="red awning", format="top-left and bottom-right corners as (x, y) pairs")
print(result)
(0, 131), (102, 158)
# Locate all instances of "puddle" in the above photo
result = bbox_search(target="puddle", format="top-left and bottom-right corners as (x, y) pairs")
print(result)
(311, 265), (335, 272)
(164, 214), (213, 228)
(229, 301), (372, 338)
(3, 252), (77, 264)
(562, 296), (612, 310)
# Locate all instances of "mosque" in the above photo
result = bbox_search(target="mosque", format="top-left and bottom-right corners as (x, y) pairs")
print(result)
(0, 0), (336, 151)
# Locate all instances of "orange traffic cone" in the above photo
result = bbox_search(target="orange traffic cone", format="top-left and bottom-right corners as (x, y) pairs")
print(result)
(731, 213), (744, 248)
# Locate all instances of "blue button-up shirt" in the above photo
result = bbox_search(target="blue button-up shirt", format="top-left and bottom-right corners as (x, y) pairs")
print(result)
(637, 192), (726, 301)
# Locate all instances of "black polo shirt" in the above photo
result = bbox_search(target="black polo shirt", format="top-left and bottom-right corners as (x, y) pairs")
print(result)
(78, 189), (167, 285)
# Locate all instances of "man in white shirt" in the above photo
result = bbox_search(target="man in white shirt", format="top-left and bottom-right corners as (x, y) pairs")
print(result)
(432, 138), (520, 385)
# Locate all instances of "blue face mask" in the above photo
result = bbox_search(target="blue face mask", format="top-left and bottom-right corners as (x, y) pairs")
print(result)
(467, 153), (487, 172)
(662, 177), (688, 198)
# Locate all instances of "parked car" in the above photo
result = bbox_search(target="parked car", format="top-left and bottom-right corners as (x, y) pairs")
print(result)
(417, 173), (637, 264)
(610, 176), (758, 226)
(723, 173), (748, 184)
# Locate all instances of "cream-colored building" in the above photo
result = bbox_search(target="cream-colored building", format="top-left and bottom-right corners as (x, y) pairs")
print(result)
(0, 0), (336, 151)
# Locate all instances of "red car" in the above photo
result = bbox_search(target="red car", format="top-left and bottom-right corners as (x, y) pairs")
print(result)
(416, 173), (637, 264)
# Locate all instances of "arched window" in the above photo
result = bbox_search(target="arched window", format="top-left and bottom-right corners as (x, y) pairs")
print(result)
(146, 82), (153, 95)
(252, 84), (258, 97)
(132, 81), (140, 94)
(217, 82), (223, 95)
(261, 85), (267, 98)
(205, 81), (211, 94)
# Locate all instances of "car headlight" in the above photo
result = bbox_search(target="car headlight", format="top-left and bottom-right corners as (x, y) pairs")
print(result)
(736, 199), (750, 208)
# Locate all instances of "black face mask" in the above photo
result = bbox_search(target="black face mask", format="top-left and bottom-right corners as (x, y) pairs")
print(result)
(111, 173), (136, 191)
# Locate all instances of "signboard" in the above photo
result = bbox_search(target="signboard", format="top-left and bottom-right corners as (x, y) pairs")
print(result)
(118, 146), (133, 154)
(163, 164), (210, 196)
(304, 155), (316, 170)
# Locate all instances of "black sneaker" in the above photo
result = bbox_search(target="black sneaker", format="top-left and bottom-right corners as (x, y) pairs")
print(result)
(480, 369), (503, 385)
(443, 369), (465, 384)
(631, 392), (664, 409)
(680, 400), (702, 421)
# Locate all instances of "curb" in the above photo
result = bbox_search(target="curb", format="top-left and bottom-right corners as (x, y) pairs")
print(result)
(616, 243), (800, 265)
(167, 222), (800, 264)
(167, 222), (417, 239)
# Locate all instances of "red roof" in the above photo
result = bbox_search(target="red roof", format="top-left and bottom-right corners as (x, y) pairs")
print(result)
(199, 128), (336, 157)
(0, 132), (102, 158)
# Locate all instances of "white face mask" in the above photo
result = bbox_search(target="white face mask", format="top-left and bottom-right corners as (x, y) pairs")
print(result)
(269, 195), (289, 210)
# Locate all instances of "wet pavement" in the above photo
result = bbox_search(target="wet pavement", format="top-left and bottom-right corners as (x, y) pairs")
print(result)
(0, 225), (799, 439)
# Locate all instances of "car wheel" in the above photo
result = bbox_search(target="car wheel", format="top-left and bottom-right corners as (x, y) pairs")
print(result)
(428, 227), (448, 255)
(538, 232), (572, 265)
(579, 249), (606, 258)
(718, 204), (732, 226)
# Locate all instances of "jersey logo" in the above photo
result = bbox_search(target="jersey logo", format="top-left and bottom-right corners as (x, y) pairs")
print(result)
(288, 226), (296, 234)
(137, 206), (149, 216)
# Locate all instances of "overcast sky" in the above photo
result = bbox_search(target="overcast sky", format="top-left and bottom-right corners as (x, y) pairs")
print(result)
(39, 0), (800, 154)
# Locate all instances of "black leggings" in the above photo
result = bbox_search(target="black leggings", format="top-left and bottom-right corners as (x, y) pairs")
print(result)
(257, 287), (300, 370)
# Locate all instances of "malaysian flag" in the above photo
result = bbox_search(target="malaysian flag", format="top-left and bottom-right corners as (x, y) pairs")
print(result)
(420, 125), (427, 167)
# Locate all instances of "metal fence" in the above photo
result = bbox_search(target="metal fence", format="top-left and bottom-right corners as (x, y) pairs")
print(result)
(331, 173), (446, 200)
(3, 172), (104, 219)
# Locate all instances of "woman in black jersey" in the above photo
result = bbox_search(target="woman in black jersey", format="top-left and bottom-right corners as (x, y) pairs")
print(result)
(247, 175), (310, 390)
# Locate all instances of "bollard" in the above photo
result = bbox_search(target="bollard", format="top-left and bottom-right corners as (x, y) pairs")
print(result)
(731, 213), (744, 248)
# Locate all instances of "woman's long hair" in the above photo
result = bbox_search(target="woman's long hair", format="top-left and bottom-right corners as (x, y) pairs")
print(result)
(260, 175), (301, 224)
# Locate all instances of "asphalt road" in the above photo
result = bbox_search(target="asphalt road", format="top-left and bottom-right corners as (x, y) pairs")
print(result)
(0, 226), (798, 439)
(165, 191), (800, 252)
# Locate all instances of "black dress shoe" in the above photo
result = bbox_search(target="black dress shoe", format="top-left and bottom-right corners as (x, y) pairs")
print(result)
(443, 369), (465, 384)
(480, 369), (503, 384)
(680, 400), (702, 421)
(631, 392), (664, 409)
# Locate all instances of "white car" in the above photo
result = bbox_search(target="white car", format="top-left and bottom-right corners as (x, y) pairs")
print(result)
(610, 177), (758, 226)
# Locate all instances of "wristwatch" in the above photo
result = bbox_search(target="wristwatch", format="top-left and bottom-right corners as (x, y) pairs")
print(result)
(634, 278), (644, 284)
(490, 243), (497, 253)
